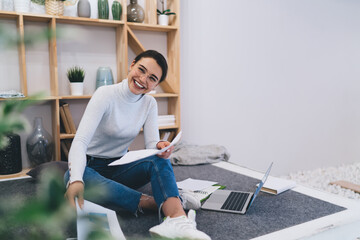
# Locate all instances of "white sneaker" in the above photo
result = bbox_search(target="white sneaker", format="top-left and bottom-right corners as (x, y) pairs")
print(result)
(179, 189), (201, 210)
(149, 210), (211, 240)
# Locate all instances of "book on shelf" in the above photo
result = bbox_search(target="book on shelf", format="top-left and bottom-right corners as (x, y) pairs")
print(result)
(257, 177), (296, 195)
(59, 105), (71, 134)
(62, 103), (77, 134)
(160, 130), (176, 142)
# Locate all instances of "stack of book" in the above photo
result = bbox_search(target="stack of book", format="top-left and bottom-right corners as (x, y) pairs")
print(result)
(158, 115), (176, 127)
(160, 130), (176, 142)
(60, 103), (76, 134)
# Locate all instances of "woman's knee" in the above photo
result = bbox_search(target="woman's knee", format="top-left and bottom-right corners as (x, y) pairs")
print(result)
(150, 156), (174, 172)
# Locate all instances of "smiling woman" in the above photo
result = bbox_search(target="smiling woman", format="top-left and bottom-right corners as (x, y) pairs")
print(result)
(64, 49), (210, 240)
(127, 50), (168, 95)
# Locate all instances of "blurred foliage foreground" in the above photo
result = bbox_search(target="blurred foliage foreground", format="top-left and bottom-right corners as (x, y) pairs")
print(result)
(0, 170), (114, 240)
(0, 98), (113, 239)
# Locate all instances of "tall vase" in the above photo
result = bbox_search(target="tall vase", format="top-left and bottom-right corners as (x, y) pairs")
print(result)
(77, 0), (91, 17)
(127, 0), (144, 23)
(96, 67), (114, 89)
(14, 0), (30, 12)
(111, 0), (121, 20)
(0, 133), (22, 175)
(97, 0), (108, 19)
(26, 117), (54, 168)
(3, 0), (14, 11)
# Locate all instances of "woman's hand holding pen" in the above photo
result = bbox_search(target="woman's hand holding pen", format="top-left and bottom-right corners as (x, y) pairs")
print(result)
(156, 141), (174, 159)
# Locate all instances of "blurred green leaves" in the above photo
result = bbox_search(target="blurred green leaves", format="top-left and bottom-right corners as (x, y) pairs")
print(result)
(0, 169), (114, 240)
(0, 93), (45, 149)
(0, 170), (75, 240)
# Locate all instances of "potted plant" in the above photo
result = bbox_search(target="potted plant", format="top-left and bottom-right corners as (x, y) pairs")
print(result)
(67, 66), (85, 96)
(157, 0), (175, 26)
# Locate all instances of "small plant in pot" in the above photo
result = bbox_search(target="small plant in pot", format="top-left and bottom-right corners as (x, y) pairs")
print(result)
(157, 0), (175, 26)
(67, 66), (85, 96)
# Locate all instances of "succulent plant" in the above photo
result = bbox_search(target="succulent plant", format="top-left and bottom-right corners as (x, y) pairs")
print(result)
(67, 66), (85, 83)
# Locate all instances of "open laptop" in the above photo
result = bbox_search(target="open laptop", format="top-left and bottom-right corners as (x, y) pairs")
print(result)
(201, 162), (273, 214)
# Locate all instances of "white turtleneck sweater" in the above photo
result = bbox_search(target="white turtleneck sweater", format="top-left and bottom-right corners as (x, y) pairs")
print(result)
(68, 79), (160, 184)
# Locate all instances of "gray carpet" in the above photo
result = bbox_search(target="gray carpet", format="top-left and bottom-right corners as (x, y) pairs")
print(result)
(0, 164), (346, 240)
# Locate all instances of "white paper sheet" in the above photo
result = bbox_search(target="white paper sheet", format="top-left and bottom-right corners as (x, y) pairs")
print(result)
(176, 178), (218, 191)
(76, 200), (126, 240)
(109, 131), (182, 166)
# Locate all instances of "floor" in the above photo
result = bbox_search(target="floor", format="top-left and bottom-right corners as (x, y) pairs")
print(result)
(214, 161), (360, 240)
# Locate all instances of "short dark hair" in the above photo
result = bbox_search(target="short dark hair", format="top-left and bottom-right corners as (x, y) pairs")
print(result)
(133, 50), (168, 83)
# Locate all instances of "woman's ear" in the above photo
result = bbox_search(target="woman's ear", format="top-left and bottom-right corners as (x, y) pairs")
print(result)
(129, 60), (136, 71)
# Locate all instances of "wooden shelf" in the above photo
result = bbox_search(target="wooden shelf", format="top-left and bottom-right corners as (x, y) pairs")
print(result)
(127, 22), (178, 32)
(150, 93), (179, 98)
(0, 168), (31, 180)
(0, 0), (181, 164)
(60, 134), (76, 139)
(0, 11), (125, 27)
(60, 95), (92, 100)
(159, 124), (179, 130)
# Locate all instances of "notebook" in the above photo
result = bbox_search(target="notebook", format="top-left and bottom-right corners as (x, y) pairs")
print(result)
(201, 162), (273, 214)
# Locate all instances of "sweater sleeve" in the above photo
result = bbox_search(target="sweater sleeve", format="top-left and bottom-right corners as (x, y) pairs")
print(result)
(67, 87), (109, 186)
(143, 97), (160, 149)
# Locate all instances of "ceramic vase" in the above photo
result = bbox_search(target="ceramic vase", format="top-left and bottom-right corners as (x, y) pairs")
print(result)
(3, 0), (14, 11)
(96, 67), (114, 89)
(97, 0), (108, 19)
(78, 0), (90, 17)
(70, 82), (84, 95)
(30, 1), (46, 14)
(0, 133), (22, 175)
(158, 14), (169, 26)
(26, 117), (54, 168)
(14, 0), (30, 12)
(111, 0), (121, 20)
(127, 0), (144, 23)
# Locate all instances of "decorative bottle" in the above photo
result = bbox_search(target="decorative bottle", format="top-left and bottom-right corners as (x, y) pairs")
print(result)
(111, 0), (122, 21)
(97, 0), (109, 19)
(0, 133), (22, 174)
(78, 0), (91, 18)
(127, 0), (144, 23)
(26, 117), (54, 167)
(96, 67), (114, 89)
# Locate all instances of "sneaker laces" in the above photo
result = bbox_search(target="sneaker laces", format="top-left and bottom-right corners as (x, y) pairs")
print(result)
(166, 215), (197, 231)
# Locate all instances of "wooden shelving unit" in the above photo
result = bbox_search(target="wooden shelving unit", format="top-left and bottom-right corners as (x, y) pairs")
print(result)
(0, 0), (180, 168)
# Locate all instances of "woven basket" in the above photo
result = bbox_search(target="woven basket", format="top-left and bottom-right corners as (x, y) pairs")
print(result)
(45, 0), (64, 16)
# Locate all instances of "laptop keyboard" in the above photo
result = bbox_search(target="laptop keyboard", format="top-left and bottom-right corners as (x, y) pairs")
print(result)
(221, 192), (250, 211)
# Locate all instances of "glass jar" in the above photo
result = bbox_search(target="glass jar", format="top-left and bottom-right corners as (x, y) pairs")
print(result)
(96, 67), (114, 89)
(26, 117), (54, 167)
(127, 0), (144, 23)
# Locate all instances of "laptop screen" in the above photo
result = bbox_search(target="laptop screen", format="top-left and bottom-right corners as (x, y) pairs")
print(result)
(248, 162), (273, 207)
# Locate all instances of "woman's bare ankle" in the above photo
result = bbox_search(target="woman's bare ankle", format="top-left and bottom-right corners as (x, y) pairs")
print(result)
(139, 194), (157, 211)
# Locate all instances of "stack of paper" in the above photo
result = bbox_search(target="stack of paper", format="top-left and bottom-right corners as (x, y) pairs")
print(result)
(76, 200), (125, 240)
(158, 115), (176, 127)
(109, 131), (182, 166)
(177, 178), (223, 202)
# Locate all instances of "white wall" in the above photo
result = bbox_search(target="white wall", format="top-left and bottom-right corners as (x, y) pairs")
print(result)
(180, 0), (360, 175)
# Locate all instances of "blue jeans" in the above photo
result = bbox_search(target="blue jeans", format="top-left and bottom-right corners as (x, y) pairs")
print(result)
(64, 155), (179, 215)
